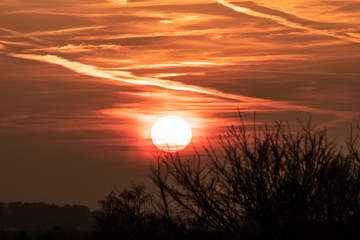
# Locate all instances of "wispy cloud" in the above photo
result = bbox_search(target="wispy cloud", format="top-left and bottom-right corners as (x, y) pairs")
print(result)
(8, 53), (210, 94)
(30, 26), (107, 37)
(254, 0), (360, 24)
(107, 0), (127, 5)
(26, 44), (125, 53)
(116, 61), (226, 70)
(217, 0), (360, 43)
(0, 40), (35, 46)
(150, 73), (205, 78)
(0, 27), (53, 45)
(71, 27), (235, 41)
(9, 52), (351, 118)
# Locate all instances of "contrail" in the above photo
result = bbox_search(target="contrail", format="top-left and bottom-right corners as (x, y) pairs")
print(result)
(8, 52), (352, 117)
(0, 27), (53, 45)
(216, 0), (360, 43)
(9, 53), (210, 94)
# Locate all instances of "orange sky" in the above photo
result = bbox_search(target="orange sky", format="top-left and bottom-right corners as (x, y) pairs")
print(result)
(1, 0), (359, 209)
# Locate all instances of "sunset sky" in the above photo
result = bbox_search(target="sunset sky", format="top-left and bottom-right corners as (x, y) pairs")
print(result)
(1, 0), (359, 209)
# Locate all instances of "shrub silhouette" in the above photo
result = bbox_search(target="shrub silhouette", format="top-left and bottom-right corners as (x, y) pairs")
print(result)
(97, 118), (360, 240)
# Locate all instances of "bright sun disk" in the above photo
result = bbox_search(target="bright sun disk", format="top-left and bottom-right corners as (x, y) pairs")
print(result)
(151, 115), (192, 152)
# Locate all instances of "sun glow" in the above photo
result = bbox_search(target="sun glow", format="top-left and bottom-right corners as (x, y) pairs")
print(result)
(151, 115), (192, 152)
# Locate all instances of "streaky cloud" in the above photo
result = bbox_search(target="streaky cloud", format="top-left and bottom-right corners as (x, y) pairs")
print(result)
(8, 53), (209, 94)
(117, 61), (226, 70)
(217, 0), (360, 43)
(27, 44), (124, 53)
(107, 0), (127, 4)
(71, 28), (236, 41)
(151, 73), (205, 78)
(0, 27), (53, 45)
(0, 40), (36, 46)
(8, 52), (355, 119)
(30, 26), (107, 37)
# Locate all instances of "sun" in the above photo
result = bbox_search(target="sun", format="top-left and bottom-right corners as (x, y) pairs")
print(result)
(151, 115), (192, 152)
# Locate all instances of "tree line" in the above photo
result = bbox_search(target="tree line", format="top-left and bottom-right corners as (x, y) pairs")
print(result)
(0, 202), (93, 240)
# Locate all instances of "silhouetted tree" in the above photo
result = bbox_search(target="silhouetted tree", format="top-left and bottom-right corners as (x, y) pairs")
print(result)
(150, 118), (360, 240)
(95, 117), (360, 240)
(95, 184), (223, 240)
(94, 184), (165, 240)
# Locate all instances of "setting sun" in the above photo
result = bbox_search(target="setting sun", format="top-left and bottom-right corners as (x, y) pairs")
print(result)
(1, 0), (359, 237)
(151, 115), (192, 152)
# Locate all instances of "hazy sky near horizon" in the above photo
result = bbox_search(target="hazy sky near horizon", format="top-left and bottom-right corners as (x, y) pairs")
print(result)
(1, 0), (359, 209)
